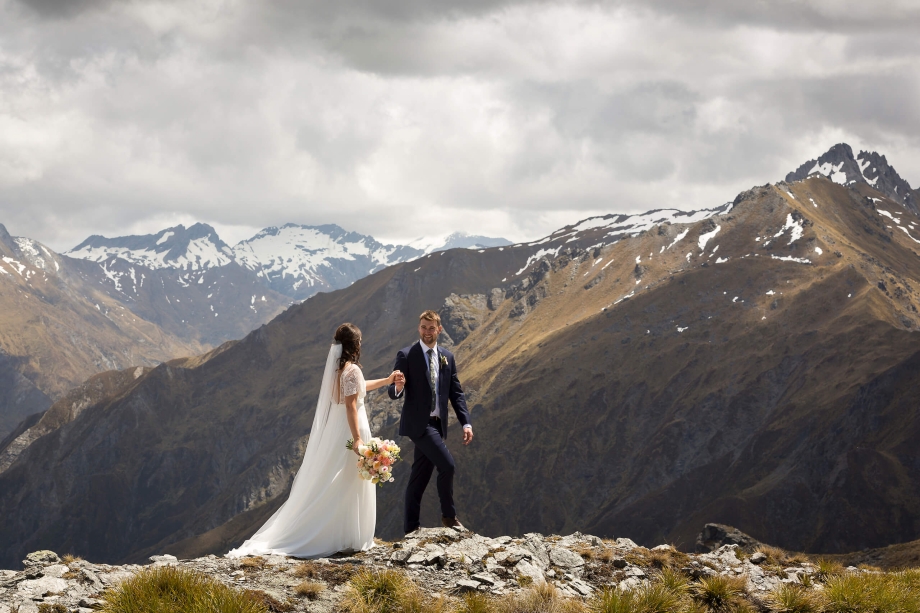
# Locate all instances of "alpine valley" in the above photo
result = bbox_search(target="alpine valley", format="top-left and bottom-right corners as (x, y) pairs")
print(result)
(2, 144), (920, 569)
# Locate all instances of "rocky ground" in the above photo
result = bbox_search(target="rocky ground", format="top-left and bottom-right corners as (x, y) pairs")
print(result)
(0, 527), (870, 613)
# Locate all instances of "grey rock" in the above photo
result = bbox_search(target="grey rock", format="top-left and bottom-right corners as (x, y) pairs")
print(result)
(390, 549), (413, 564)
(651, 544), (673, 552)
(569, 578), (594, 596)
(79, 597), (102, 608)
(81, 568), (105, 593)
(406, 551), (428, 565)
(471, 572), (501, 587)
(750, 552), (767, 565)
(22, 551), (60, 568)
(522, 535), (550, 569)
(615, 538), (639, 550)
(149, 554), (178, 564)
(612, 557), (628, 569)
(549, 546), (585, 568)
(446, 538), (490, 563)
(41, 564), (68, 578)
(492, 536), (512, 546)
(455, 579), (482, 593)
(514, 560), (546, 586)
(625, 566), (646, 579)
(492, 547), (531, 565)
(16, 575), (69, 598)
(619, 577), (643, 591)
(695, 524), (761, 554)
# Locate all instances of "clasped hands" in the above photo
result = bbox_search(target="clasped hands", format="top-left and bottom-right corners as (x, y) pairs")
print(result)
(389, 370), (406, 392)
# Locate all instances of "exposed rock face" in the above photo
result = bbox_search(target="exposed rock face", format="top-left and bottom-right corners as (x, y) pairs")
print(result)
(696, 524), (762, 553)
(0, 528), (863, 613)
(786, 143), (919, 215)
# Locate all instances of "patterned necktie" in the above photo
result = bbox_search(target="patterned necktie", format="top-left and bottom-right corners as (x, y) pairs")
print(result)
(428, 348), (437, 414)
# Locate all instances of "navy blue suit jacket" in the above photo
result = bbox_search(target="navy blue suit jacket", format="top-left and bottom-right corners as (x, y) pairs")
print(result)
(387, 342), (471, 439)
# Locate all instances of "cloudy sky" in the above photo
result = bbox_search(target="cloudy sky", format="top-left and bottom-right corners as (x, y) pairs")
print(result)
(1, 0), (919, 251)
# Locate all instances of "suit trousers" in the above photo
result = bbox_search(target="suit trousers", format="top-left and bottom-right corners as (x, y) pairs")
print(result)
(404, 420), (456, 533)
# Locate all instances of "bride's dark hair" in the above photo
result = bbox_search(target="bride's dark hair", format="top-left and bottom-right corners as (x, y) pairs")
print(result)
(334, 323), (362, 371)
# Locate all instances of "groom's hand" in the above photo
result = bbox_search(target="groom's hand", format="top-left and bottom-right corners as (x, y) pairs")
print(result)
(394, 371), (405, 393)
(462, 427), (473, 445)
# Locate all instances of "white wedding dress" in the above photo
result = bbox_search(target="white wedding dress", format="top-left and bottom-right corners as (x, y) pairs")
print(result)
(228, 344), (375, 558)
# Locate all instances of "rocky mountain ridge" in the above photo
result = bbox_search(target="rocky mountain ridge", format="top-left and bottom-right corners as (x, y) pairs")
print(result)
(0, 526), (881, 613)
(786, 143), (919, 214)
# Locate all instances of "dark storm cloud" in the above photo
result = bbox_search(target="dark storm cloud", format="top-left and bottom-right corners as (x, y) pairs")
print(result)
(0, 0), (918, 250)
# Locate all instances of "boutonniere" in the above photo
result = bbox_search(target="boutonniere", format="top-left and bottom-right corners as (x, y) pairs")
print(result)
(439, 354), (448, 369)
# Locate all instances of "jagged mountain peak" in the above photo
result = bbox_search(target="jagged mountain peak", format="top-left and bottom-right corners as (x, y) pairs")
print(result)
(786, 143), (918, 214)
(67, 223), (234, 271)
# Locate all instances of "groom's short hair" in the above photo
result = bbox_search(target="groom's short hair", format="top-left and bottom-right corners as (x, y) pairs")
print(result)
(419, 310), (441, 325)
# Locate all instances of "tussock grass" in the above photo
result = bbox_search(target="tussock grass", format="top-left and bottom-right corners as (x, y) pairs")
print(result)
(766, 583), (822, 613)
(496, 582), (583, 613)
(339, 567), (450, 613)
(690, 574), (748, 612)
(458, 592), (493, 613)
(814, 558), (845, 582)
(100, 565), (268, 613)
(822, 569), (920, 613)
(647, 549), (691, 571)
(38, 604), (68, 613)
(291, 560), (356, 585)
(293, 580), (324, 600)
(61, 554), (84, 565)
(238, 557), (265, 570)
(657, 568), (690, 596)
(241, 590), (293, 612)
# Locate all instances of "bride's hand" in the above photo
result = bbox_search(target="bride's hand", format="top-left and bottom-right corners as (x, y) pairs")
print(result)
(387, 370), (400, 384)
(352, 438), (364, 455)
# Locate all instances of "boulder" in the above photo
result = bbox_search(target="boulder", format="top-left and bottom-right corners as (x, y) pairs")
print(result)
(22, 551), (60, 568)
(514, 560), (546, 586)
(446, 537), (490, 563)
(16, 575), (69, 598)
(549, 547), (585, 568)
(695, 524), (761, 553)
(750, 552), (767, 565)
(455, 579), (482, 593)
(615, 538), (639, 550)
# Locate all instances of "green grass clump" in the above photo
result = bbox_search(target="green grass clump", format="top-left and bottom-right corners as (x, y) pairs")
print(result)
(339, 567), (450, 613)
(823, 569), (920, 613)
(766, 583), (822, 613)
(690, 574), (748, 612)
(100, 565), (268, 613)
(38, 605), (68, 613)
(497, 582), (583, 613)
(814, 558), (845, 582)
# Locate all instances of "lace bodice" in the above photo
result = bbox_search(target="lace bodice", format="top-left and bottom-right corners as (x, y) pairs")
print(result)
(339, 363), (366, 401)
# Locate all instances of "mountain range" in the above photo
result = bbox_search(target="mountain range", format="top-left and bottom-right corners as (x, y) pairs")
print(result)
(1, 144), (919, 568)
(0, 222), (508, 441)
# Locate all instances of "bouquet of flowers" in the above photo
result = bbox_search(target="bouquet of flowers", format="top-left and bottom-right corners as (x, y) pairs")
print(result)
(346, 437), (402, 486)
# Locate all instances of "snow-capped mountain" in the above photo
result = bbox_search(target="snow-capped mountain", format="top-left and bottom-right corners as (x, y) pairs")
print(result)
(66, 223), (511, 303)
(68, 223), (235, 275)
(786, 143), (919, 214)
(232, 224), (425, 300)
(407, 232), (512, 255)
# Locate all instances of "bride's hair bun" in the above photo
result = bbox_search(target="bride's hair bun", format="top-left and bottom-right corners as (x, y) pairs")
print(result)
(334, 323), (361, 370)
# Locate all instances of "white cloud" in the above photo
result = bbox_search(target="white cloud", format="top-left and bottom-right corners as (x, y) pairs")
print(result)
(0, 0), (918, 250)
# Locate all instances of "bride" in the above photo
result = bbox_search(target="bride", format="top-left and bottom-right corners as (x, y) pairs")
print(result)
(228, 323), (400, 558)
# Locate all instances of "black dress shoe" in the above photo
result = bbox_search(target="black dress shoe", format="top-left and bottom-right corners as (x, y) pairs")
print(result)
(442, 516), (466, 530)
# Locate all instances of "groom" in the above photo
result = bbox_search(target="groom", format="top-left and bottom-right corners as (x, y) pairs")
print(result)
(388, 310), (473, 533)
